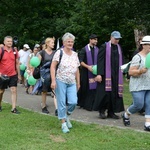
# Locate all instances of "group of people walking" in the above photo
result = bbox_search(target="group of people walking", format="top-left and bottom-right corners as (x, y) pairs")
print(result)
(0, 32), (150, 133)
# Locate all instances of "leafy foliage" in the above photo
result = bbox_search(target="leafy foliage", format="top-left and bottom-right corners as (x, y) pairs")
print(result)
(0, 0), (149, 58)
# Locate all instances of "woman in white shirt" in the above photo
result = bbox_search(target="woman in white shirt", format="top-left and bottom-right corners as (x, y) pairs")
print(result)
(51, 33), (80, 133)
(122, 36), (150, 131)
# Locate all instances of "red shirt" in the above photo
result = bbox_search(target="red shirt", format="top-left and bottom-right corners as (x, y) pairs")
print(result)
(0, 46), (19, 76)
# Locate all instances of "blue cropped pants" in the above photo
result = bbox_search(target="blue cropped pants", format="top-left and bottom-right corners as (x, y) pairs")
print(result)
(55, 79), (77, 120)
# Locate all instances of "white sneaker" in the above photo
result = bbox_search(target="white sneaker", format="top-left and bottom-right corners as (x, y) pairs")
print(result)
(66, 116), (72, 129)
(62, 123), (70, 133)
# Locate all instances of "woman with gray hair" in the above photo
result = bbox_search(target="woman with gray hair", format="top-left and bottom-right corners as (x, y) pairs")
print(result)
(50, 32), (80, 133)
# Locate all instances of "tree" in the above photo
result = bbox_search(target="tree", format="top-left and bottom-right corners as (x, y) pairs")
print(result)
(0, 0), (149, 60)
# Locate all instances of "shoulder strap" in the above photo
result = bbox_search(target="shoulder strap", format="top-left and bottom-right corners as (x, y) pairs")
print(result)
(30, 53), (34, 59)
(137, 54), (142, 64)
(56, 49), (63, 70)
(0, 47), (5, 62)
(12, 48), (17, 71)
(0, 47), (16, 61)
(58, 49), (63, 66)
(40, 50), (45, 66)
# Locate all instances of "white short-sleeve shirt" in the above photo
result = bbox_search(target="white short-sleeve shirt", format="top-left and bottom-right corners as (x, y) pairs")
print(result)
(129, 54), (150, 92)
(19, 49), (30, 66)
(52, 49), (80, 84)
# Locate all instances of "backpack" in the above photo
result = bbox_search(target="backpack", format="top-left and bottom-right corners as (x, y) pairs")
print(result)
(40, 49), (63, 83)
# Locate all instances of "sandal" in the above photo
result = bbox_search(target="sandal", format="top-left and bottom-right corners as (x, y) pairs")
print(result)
(11, 108), (20, 114)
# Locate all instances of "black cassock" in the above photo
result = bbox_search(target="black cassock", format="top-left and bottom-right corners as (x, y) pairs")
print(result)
(93, 43), (124, 113)
(78, 46), (97, 111)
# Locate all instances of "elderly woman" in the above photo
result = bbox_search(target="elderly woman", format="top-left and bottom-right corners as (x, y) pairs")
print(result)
(122, 35), (150, 131)
(50, 32), (80, 133)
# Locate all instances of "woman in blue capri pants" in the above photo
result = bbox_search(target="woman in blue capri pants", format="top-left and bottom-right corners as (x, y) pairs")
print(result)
(50, 32), (80, 133)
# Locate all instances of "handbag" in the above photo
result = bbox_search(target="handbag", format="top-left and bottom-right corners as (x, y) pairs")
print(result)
(40, 61), (51, 83)
(33, 67), (40, 79)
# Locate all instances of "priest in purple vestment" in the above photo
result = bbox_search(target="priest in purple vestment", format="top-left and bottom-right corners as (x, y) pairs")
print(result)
(93, 31), (124, 119)
(78, 34), (99, 111)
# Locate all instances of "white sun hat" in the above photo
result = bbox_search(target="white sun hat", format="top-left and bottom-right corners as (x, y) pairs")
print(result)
(140, 36), (150, 45)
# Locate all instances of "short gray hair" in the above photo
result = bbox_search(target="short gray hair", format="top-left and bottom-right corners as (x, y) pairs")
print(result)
(62, 32), (75, 41)
(4, 36), (13, 41)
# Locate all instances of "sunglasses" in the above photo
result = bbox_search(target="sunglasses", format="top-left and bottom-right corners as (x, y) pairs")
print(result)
(115, 38), (120, 40)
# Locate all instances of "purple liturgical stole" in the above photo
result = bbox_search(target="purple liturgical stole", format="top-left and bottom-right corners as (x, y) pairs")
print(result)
(85, 45), (98, 90)
(105, 42), (123, 97)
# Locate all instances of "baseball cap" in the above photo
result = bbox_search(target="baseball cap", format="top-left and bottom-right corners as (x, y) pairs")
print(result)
(111, 31), (122, 38)
(140, 36), (150, 45)
(34, 44), (40, 48)
(23, 44), (30, 49)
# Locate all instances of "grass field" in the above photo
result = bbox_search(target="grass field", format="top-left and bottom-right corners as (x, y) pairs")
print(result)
(0, 78), (149, 150)
(123, 78), (132, 106)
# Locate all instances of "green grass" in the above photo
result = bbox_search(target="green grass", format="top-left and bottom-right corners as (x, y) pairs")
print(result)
(0, 78), (148, 150)
(123, 77), (132, 106)
(0, 102), (150, 150)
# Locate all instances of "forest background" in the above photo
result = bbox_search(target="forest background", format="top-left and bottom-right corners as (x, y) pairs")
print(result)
(0, 0), (149, 60)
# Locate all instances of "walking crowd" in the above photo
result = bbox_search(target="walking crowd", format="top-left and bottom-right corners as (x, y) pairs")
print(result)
(0, 32), (150, 133)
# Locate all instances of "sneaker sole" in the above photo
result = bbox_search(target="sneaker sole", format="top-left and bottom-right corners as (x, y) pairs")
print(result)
(121, 114), (130, 126)
(144, 126), (150, 132)
(62, 130), (70, 133)
(11, 112), (20, 114)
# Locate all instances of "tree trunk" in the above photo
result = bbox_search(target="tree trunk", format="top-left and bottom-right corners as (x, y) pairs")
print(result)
(134, 28), (147, 49)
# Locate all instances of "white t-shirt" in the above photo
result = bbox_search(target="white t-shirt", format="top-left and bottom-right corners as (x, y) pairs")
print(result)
(129, 54), (150, 92)
(19, 49), (31, 66)
(52, 49), (80, 84)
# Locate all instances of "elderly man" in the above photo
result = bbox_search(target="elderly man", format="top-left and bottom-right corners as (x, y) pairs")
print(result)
(93, 31), (124, 119)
